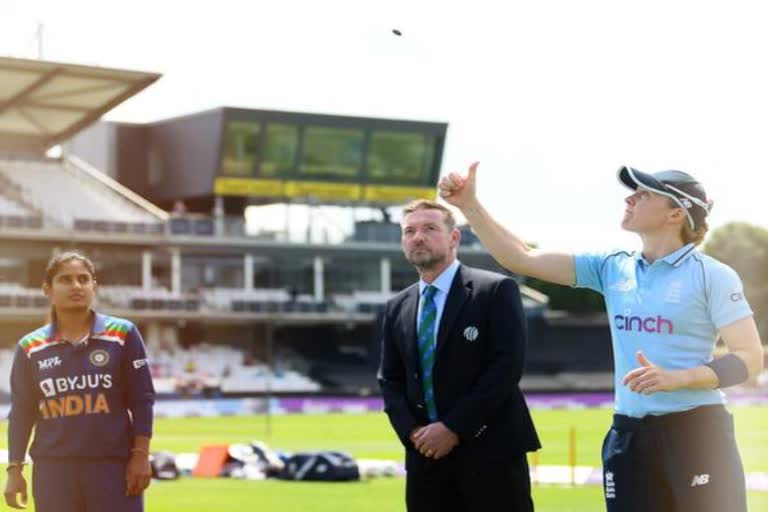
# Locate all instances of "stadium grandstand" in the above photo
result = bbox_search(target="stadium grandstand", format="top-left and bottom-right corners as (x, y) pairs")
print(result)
(0, 55), (621, 406)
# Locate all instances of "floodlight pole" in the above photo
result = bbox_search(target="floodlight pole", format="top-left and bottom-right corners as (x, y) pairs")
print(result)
(36, 23), (43, 60)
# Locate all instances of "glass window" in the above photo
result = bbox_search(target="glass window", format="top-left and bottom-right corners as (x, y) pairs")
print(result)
(0, 256), (27, 286)
(260, 123), (298, 178)
(367, 131), (435, 185)
(391, 261), (418, 292)
(270, 256), (314, 294)
(181, 256), (244, 291)
(221, 121), (261, 176)
(300, 126), (363, 179)
(148, 144), (164, 186)
(325, 258), (381, 294)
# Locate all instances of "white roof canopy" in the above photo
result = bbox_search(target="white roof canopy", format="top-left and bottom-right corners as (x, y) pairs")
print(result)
(0, 56), (160, 152)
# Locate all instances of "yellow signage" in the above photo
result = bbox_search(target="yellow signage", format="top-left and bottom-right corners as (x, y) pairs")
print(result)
(213, 178), (436, 204)
(213, 178), (283, 196)
(363, 185), (435, 202)
(283, 181), (362, 201)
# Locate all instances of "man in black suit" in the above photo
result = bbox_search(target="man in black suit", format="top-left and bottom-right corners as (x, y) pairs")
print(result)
(378, 199), (540, 512)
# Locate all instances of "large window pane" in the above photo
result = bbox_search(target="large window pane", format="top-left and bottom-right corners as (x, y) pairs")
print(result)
(182, 256), (244, 291)
(260, 123), (298, 178)
(221, 121), (260, 176)
(270, 256), (313, 294)
(325, 258), (381, 294)
(300, 127), (363, 179)
(367, 131), (434, 185)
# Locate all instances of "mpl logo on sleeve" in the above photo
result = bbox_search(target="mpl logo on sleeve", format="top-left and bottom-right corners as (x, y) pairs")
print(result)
(38, 356), (62, 371)
(463, 326), (479, 342)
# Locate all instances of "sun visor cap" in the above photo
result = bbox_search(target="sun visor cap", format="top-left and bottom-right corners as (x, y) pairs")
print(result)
(617, 166), (711, 230)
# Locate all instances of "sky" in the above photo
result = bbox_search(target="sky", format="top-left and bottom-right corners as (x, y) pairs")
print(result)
(2, 0), (768, 251)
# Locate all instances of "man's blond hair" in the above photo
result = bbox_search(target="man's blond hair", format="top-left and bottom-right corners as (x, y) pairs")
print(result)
(402, 200), (457, 230)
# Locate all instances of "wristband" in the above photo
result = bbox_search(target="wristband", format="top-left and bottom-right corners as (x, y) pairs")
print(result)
(6, 461), (25, 472)
(704, 353), (749, 388)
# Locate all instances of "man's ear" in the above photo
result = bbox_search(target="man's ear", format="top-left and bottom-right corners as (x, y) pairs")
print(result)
(451, 227), (461, 249)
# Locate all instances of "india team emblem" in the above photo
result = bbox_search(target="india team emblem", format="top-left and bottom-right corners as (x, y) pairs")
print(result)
(463, 326), (479, 342)
(89, 349), (110, 367)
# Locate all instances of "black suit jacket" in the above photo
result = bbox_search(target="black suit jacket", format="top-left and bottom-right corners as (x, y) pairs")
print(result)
(378, 264), (540, 471)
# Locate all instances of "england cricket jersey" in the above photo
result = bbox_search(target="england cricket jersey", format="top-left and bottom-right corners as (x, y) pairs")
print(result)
(573, 243), (753, 417)
(7, 312), (155, 462)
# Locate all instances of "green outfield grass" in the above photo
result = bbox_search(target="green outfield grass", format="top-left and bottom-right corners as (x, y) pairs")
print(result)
(2, 406), (767, 511)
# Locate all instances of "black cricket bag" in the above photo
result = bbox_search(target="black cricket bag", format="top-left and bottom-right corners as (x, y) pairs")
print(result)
(150, 451), (180, 480)
(277, 451), (360, 482)
(222, 441), (285, 479)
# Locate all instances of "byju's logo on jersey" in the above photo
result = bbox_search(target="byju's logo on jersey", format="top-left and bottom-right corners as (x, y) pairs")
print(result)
(37, 374), (114, 419)
(614, 315), (674, 334)
(39, 374), (113, 398)
(39, 378), (56, 398)
(37, 356), (62, 371)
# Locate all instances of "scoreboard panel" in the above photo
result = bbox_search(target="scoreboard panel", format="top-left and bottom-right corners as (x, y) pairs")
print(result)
(214, 110), (446, 205)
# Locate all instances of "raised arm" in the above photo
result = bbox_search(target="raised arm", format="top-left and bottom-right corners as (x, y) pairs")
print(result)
(439, 162), (575, 286)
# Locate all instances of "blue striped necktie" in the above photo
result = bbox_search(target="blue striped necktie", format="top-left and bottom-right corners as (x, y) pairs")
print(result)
(417, 285), (438, 421)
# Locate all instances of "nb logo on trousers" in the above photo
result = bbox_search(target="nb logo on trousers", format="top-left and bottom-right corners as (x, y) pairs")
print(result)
(691, 474), (710, 487)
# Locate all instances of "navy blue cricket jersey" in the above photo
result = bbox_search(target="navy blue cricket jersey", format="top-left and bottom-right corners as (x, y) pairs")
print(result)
(7, 312), (155, 462)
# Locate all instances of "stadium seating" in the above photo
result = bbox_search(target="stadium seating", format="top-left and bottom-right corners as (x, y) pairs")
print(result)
(0, 195), (29, 216)
(0, 341), (321, 396)
(204, 287), (326, 313)
(332, 291), (391, 314)
(0, 283), (368, 316)
(0, 159), (164, 232)
(150, 342), (321, 395)
(168, 216), (215, 236)
(0, 283), (48, 309)
(98, 286), (200, 312)
(0, 172), (44, 229)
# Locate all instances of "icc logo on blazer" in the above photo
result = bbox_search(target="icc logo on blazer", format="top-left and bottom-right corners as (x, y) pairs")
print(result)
(463, 326), (479, 342)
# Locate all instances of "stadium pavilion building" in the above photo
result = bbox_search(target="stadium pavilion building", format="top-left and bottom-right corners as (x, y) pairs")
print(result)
(0, 57), (613, 403)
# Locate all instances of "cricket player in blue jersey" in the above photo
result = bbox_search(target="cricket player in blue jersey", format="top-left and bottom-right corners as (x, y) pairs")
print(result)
(4, 252), (155, 511)
(438, 163), (764, 512)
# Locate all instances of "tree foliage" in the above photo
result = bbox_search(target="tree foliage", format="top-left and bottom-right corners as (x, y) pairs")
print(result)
(703, 222), (768, 339)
